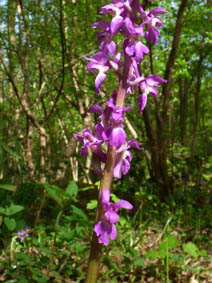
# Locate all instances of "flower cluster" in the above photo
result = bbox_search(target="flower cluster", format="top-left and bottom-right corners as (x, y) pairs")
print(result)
(17, 227), (29, 242)
(74, 0), (167, 246)
(86, 0), (167, 111)
(94, 189), (133, 246)
(74, 91), (140, 178)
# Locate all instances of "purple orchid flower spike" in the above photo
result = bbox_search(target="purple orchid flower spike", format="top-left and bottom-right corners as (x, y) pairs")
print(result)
(94, 220), (117, 246)
(109, 52), (123, 74)
(93, 20), (117, 56)
(138, 74), (167, 113)
(127, 57), (144, 93)
(109, 126), (127, 147)
(114, 139), (140, 178)
(100, 40), (117, 57)
(90, 106), (128, 148)
(141, 8), (167, 45)
(74, 128), (106, 175)
(85, 52), (110, 93)
(88, 91), (117, 119)
(88, 93), (132, 148)
(123, 17), (149, 61)
(106, 103), (132, 147)
(100, 2), (125, 35)
(110, 105), (132, 123)
(94, 189), (133, 246)
(74, 129), (103, 155)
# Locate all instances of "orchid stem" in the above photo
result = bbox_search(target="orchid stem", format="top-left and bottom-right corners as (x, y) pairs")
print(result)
(85, 54), (131, 283)
(86, 146), (116, 283)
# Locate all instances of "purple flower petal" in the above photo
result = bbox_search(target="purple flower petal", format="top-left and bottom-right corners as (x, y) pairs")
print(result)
(113, 160), (123, 179)
(150, 8), (167, 16)
(81, 145), (89, 156)
(113, 52), (122, 63)
(148, 87), (158, 97)
(102, 189), (110, 204)
(94, 221), (117, 246)
(125, 41), (135, 56)
(94, 221), (109, 246)
(92, 20), (110, 30)
(73, 134), (84, 143)
(135, 41), (149, 59)
(124, 17), (134, 34)
(93, 52), (108, 64)
(114, 200), (133, 210)
(110, 223), (117, 240)
(128, 139), (141, 150)
(100, 3), (116, 14)
(138, 93), (147, 114)
(94, 221), (103, 236)
(145, 27), (159, 45)
(121, 158), (131, 175)
(88, 104), (103, 114)
(104, 210), (120, 223)
(94, 123), (104, 140)
(109, 127), (126, 147)
(107, 41), (116, 56)
(95, 73), (106, 93)
(147, 74), (167, 84)
(111, 15), (123, 34)
(109, 60), (119, 71)
(93, 147), (107, 162)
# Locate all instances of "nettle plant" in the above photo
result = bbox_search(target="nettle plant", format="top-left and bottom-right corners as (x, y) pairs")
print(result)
(74, 0), (167, 281)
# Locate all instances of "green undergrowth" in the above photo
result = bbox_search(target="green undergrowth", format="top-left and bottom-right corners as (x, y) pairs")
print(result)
(0, 181), (211, 283)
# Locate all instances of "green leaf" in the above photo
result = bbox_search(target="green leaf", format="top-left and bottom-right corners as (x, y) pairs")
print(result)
(65, 181), (78, 200)
(133, 256), (145, 267)
(166, 234), (179, 249)
(80, 181), (100, 191)
(44, 184), (66, 197)
(198, 249), (207, 257)
(86, 200), (97, 210)
(43, 184), (63, 207)
(118, 216), (127, 226)
(6, 204), (24, 216)
(127, 246), (138, 257)
(0, 184), (17, 192)
(38, 247), (52, 256)
(71, 205), (88, 221)
(0, 207), (6, 215)
(31, 267), (49, 282)
(145, 250), (158, 259)
(59, 228), (75, 241)
(4, 217), (16, 231)
(15, 253), (30, 264)
(158, 249), (167, 259)
(183, 242), (199, 258)
(0, 141), (21, 159)
(110, 193), (120, 202)
(51, 271), (61, 279)
(32, 267), (41, 275)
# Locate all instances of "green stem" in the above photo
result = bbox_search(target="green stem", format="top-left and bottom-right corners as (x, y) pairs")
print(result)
(85, 146), (116, 283)
(85, 54), (131, 283)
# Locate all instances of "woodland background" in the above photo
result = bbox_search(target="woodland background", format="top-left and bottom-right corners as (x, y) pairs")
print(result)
(0, 0), (212, 282)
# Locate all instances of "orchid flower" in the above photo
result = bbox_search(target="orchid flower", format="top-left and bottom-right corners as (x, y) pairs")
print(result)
(94, 189), (133, 246)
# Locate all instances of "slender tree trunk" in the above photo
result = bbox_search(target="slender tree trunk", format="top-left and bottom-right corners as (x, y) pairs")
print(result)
(179, 77), (191, 145)
(25, 118), (35, 179)
(190, 54), (204, 155)
(156, 0), (188, 199)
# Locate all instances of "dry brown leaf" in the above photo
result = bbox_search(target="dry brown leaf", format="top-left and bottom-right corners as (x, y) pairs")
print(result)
(189, 274), (198, 283)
